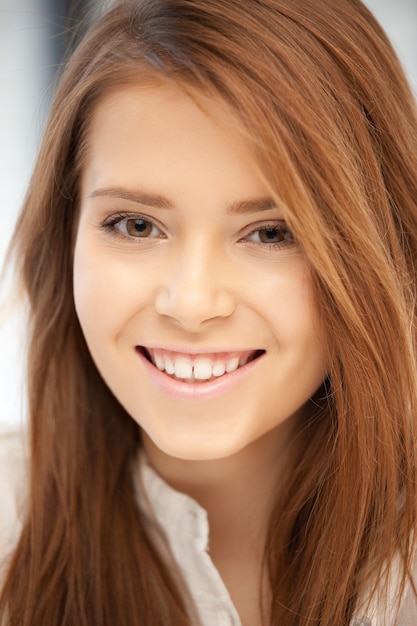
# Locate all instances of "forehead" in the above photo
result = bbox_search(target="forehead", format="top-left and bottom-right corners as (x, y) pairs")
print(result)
(85, 79), (249, 156)
(80, 81), (272, 207)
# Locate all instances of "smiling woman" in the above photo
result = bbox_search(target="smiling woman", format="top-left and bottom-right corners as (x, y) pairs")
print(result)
(74, 83), (325, 463)
(1, 1), (417, 625)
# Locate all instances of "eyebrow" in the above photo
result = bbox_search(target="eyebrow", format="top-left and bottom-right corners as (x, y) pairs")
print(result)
(88, 187), (175, 210)
(227, 197), (278, 214)
(88, 187), (278, 214)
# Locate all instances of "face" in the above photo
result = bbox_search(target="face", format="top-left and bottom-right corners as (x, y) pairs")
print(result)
(74, 81), (327, 461)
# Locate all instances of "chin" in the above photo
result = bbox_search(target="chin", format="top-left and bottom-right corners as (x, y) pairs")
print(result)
(142, 428), (251, 462)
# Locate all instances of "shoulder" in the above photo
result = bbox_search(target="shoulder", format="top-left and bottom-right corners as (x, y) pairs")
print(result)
(0, 428), (28, 560)
(396, 558), (417, 625)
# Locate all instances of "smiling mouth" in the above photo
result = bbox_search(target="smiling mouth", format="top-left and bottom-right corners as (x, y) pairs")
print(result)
(137, 347), (265, 383)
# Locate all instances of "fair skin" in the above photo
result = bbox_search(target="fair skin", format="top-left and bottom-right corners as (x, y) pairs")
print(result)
(73, 80), (327, 623)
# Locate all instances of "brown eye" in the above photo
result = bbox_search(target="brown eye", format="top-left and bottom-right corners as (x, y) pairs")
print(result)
(125, 218), (153, 237)
(246, 225), (294, 246)
(258, 227), (287, 243)
(108, 215), (164, 239)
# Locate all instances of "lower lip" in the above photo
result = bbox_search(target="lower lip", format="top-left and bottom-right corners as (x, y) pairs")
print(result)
(135, 349), (264, 401)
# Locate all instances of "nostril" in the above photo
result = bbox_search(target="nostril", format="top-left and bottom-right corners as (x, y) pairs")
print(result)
(154, 280), (236, 329)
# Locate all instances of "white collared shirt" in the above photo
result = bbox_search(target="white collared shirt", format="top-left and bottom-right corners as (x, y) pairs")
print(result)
(0, 429), (416, 625)
(135, 452), (417, 626)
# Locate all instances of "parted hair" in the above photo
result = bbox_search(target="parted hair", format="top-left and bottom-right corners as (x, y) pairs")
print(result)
(1, 0), (417, 624)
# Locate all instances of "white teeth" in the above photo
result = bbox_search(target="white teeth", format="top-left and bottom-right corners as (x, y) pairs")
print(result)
(212, 361), (226, 377)
(148, 350), (255, 381)
(154, 353), (165, 370)
(174, 356), (193, 379)
(164, 357), (175, 375)
(225, 357), (239, 373)
(193, 358), (213, 380)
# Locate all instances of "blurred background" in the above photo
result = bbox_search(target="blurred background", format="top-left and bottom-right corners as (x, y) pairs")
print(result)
(1, 0), (416, 426)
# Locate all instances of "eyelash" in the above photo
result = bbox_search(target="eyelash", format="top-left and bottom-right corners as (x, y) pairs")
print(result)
(102, 213), (166, 240)
(101, 213), (295, 250)
(243, 223), (295, 249)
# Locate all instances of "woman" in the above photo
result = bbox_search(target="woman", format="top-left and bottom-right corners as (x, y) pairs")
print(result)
(1, 0), (417, 624)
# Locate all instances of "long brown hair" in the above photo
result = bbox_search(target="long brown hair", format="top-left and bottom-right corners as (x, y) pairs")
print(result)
(1, 0), (417, 624)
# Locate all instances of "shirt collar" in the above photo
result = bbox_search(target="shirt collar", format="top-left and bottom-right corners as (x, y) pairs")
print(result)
(133, 449), (409, 626)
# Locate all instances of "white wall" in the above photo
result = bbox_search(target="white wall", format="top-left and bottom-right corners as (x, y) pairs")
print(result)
(364, 0), (417, 94)
(0, 0), (53, 426)
(1, 0), (416, 425)
(1, 0), (52, 263)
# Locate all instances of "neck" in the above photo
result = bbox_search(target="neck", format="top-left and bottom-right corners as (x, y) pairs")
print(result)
(142, 421), (296, 538)
(142, 420), (299, 625)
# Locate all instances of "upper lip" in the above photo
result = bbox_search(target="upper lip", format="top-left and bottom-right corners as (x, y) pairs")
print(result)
(137, 345), (264, 358)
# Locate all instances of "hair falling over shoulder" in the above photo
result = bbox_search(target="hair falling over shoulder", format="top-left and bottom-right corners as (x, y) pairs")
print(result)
(1, 0), (417, 624)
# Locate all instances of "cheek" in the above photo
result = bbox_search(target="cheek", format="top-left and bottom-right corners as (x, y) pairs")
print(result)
(249, 259), (320, 346)
(73, 234), (106, 334)
(72, 230), (132, 342)
(73, 228), (139, 333)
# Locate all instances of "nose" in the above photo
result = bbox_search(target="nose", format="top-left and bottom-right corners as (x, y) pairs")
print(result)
(154, 242), (236, 331)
